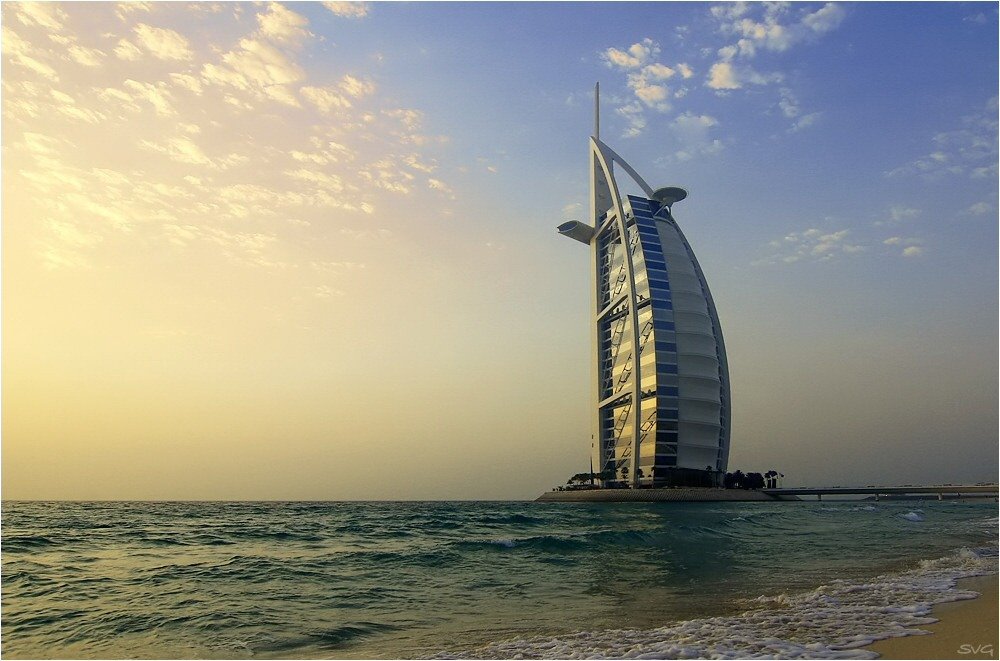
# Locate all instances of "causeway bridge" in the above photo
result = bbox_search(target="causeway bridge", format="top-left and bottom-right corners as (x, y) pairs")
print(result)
(762, 484), (998, 501)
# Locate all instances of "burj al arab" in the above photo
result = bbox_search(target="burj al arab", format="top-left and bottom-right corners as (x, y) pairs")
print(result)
(557, 84), (731, 489)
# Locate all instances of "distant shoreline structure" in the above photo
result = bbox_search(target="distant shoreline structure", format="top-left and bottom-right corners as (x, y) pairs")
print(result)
(537, 487), (787, 502)
(536, 484), (999, 503)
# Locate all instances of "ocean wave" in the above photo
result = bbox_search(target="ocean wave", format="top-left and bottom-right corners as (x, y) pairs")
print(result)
(818, 505), (878, 513)
(900, 511), (925, 522)
(253, 621), (400, 653)
(442, 545), (998, 659)
(2, 535), (61, 551)
(456, 529), (656, 552)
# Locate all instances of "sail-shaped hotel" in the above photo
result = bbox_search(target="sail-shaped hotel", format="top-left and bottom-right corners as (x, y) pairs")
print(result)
(557, 85), (730, 489)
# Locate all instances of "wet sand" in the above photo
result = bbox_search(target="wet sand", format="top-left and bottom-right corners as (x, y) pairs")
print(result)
(865, 575), (998, 660)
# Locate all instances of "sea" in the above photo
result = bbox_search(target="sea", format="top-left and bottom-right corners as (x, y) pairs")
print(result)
(2, 499), (997, 659)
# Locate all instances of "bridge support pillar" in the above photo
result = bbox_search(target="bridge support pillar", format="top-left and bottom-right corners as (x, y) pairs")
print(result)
(875, 494), (879, 502)
(938, 493), (943, 501)
(817, 494), (822, 501)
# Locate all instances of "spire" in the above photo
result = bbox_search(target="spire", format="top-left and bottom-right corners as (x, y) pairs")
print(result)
(594, 82), (600, 140)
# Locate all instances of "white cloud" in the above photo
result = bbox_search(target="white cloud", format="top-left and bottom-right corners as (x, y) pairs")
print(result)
(323, 2), (370, 19)
(886, 99), (997, 180)
(707, 62), (740, 90)
(340, 227), (391, 241)
(602, 38), (659, 70)
(966, 202), (993, 215)
(115, 2), (153, 21)
(68, 45), (105, 67)
(13, 2), (68, 31)
(616, 102), (647, 138)
(301, 85), (352, 112)
(890, 206), (920, 222)
(706, 3), (845, 101)
(902, 246), (925, 257)
(202, 37), (304, 108)
(642, 63), (675, 80)
(114, 38), (143, 61)
(601, 39), (696, 133)
(803, 3), (847, 34)
(3, 2), (452, 278)
(778, 88), (799, 118)
(790, 112), (821, 132)
(340, 74), (376, 99)
(256, 3), (311, 45)
(755, 226), (866, 265)
(133, 23), (193, 61)
(124, 79), (176, 116)
(169, 73), (203, 95)
(664, 112), (724, 162)
(3, 25), (60, 81)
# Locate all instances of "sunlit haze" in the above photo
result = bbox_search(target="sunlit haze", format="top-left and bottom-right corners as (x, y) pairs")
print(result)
(3, 2), (997, 500)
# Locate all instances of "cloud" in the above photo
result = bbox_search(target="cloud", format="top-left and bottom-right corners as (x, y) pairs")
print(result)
(3, 25), (60, 80)
(301, 85), (352, 112)
(705, 3), (845, 102)
(340, 227), (391, 241)
(202, 37), (304, 107)
(256, 3), (311, 45)
(169, 73), (203, 95)
(113, 38), (143, 61)
(778, 88), (800, 118)
(3, 2), (452, 279)
(707, 62), (739, 90)
(124, 79), (176, 116)
(665, 112), (724, 162)
(802, 3), (847, 34)
(707, 60), (783, 90)
(115, 2), (153, 21)
(790, 112), (821, 132)
(875, 205), (922, 227)
(885, 97), (998, 179)
(133, 23), (193, 61)
(883, 236), (925, 257)
(68, 45), (105, 67)
(602, 39), (659, 70)
(340, 74), (376, 98)
(601, 39), (696, 134)
(13, 2), (68, 31)
(754, 227), (866, 265)
(561, 202), (583, 219)
(712, 2), (846, 58)
(616, 102), (647, 138)
(323, 2), (370, 19)
(966, 202), (994, 215)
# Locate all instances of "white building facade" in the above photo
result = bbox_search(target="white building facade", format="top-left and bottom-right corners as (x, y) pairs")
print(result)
(558, 91), (731, 488)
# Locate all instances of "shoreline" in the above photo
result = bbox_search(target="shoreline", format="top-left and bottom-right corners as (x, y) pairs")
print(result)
(864, 575), (998, 659)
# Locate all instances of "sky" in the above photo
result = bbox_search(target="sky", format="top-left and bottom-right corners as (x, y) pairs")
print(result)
(2, 1), (997, 500)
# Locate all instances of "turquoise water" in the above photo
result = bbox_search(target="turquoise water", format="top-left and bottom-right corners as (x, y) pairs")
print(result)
(2, 500), (996, 658)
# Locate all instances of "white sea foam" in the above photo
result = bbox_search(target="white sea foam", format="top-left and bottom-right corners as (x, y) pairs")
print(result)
(443, 545), (998, 660)
(900, 511), (925, 522)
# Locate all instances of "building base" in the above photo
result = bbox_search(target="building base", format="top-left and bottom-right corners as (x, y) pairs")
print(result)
(535, 488), (795, 503)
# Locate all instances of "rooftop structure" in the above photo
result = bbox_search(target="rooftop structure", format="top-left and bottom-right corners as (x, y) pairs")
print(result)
(558, 84), (730, 489)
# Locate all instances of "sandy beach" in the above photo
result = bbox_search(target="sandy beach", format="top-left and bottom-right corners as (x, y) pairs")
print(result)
(865, 575), (998, 660)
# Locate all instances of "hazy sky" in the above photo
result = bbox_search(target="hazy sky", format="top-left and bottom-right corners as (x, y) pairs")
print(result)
(3, 2), (997, 500)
